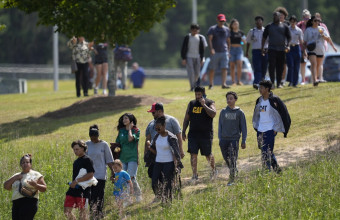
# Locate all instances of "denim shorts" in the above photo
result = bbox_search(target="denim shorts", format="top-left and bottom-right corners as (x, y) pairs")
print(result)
(208, 52), (229, 70)
(229, 46), (243, 62)
(122, 161), (138, 178)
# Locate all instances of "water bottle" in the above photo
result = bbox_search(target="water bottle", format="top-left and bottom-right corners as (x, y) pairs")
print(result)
(68, 182), (80, 189)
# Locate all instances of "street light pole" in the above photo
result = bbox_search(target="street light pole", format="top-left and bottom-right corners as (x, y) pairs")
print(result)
(192, 0), (197, 23)
(53, 25), (59, 91)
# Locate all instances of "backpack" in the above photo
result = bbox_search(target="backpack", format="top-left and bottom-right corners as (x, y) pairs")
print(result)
(114, 46), (132, 61)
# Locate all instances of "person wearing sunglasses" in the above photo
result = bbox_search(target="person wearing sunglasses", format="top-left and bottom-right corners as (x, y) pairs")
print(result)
(303, 15), (331, 86)
(146, 116), (183, 203)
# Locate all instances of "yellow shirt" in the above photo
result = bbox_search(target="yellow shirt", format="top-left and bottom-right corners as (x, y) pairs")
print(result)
(11, 170), (43, 201)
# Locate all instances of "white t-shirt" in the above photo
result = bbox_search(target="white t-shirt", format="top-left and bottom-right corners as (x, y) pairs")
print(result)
(303, 26), (328, 55)
(11, 169), (43, 201)
(258, 99), (274, 132)
(155, 135), (173, 163)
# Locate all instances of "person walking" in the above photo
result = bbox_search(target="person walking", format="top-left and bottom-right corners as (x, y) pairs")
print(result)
(229, 19), (246, 86)
(303, 16), (331, 86)
(252, 80), (291, 173)
(146, 116), (183, 203)
(246, 16), (268, 90)
(286, 15), (304, 87)
(207, 14), (231, 89)
(262, 12), (291, 89)
(115, 113), (142, 204)
(4, 154), (47, 220)
(64, 140), (95, 220)
(181, 23), (208, 91)
(182, 86), (217, 181)
(67, 36), (93, 97)
(297, 9), (311, 85)
(144, 103), (184, 178)
(218, 91), (247, 186)
(86, 125), (114, 219)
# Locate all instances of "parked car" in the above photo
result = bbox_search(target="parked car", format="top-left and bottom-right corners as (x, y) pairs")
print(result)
(200, 57), (254, 86)
(323, 53), (340, 81)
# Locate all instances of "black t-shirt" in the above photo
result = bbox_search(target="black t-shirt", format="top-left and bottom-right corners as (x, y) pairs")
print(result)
(188, 98), (214, 139)
(230, 31), (244, 44)
(66, 155), (95, 198)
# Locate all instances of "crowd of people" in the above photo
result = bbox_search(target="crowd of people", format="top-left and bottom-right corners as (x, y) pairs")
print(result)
(4, 6), (337, 220)
(181, 7), (337, 90)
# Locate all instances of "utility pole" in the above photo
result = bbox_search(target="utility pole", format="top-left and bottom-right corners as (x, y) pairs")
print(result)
(302, 0), (308, 11)
(53, 25), (59, 91)
(192, 0), (197, 23)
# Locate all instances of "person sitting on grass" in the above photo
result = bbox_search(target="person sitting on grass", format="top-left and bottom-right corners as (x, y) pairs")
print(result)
(252, 80), (291, 173)
(218, 91), (247, 186)
(112, 159), (133, 218)
(64, 140), (95, 220)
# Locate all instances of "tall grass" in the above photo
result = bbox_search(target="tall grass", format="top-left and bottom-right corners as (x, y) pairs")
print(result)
(0, 79), (339, 219)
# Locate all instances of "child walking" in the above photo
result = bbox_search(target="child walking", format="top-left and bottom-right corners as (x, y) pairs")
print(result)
(112, 159), (133, 218)
(218, 91), (247, 186)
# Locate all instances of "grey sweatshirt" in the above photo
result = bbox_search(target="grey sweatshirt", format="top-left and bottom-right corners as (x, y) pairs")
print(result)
(218, 106), (247, 144)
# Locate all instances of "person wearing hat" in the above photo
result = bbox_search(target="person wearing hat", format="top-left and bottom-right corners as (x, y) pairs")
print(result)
(144, 103), (184, 177)
(207, 13), (231, 89)
(182, 86), (217, 182)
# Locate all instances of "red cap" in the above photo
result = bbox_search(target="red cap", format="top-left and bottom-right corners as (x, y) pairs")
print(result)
(147, 102), (164, 112)
(217, 14), (226, 22)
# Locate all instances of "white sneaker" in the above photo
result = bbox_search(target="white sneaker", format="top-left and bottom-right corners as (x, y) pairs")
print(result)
(102, 89), (107, 95)
(301, 82), (305, 85)
(94, 87), (98, 95)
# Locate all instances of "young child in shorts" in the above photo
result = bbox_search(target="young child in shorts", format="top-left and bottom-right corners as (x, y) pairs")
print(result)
(112, 159), (133, 218)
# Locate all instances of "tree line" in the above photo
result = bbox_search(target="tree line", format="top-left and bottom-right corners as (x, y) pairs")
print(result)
(0, 0), (338, 67)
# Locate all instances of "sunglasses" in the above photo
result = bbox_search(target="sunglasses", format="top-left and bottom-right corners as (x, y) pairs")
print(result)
(155, 127), (162, 132)
(313, 19), (321, 22)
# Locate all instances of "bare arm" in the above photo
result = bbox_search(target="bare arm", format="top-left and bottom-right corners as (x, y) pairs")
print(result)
(200, 99), (216, 118)
(4, 174), (22, 190)
(144, 134), (151, 155)
(70, 172), (94, 188)
(182, 104), (190, 141)
(27, 176), (47, 193)
(176, 132), (185, 158)
(208, 35), (215, 55)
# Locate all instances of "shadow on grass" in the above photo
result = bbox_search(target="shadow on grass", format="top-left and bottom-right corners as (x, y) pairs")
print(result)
(0, 95), (171, 142)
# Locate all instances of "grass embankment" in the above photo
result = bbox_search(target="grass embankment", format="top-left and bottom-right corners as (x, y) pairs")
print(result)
(0, 79), (339, 219)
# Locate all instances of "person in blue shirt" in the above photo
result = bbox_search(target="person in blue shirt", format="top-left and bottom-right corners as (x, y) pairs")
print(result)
(130, 62), (146, 88)
(112, 159), (133, 218)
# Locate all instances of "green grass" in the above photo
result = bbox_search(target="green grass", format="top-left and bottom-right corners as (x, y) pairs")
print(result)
(0, 79), (340, 219)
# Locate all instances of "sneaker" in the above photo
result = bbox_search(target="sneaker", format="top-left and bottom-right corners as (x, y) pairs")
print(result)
(319, 79), (327, 83)
(209, 85), (213, 90)
(222, 84), (230, 89)
(277, 85), (283, 89)
(102, 89), (107, 95)
(94, 87), (98, 95)
(136, 195), (142, 203)
(313, 82), (319, 87)
(280, 81), (285, 87)
(300, 82), (305, 85)
(190, 174), (198, 183)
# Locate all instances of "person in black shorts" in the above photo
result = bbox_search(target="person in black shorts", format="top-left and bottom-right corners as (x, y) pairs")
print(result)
(182, 86), (217, 182)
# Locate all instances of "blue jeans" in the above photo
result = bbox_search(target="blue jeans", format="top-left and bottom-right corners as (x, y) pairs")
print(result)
(286, 45), (301, 86)
(257, 130), (279, 171)
(252, 49), (268, 84)
(219, 139), (239, 178)
(123, 162), (142, 197)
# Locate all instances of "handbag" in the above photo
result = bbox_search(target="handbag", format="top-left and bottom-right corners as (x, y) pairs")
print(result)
(19, 182), (37, 198)
(110, 143), (121, 160)
(307, 42), (316, 51)
(71, 60), (78, 74)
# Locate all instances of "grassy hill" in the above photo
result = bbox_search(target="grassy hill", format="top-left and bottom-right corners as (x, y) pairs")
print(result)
(0, 79), (339, 219)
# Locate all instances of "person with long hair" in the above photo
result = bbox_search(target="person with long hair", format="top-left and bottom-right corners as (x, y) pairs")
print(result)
(4, 154), (47, 220)
(93, 38), (109, 95)
(297, 9), (311, 85)
(116, 113), (142, 204)
(304, 15), (331, 86)
(229, 19), (246, 86)
(147, 116), (183, 203)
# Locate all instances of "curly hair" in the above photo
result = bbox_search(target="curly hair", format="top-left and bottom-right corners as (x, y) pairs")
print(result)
(274, 6), (288, 18)
(226, 91), (238, 100)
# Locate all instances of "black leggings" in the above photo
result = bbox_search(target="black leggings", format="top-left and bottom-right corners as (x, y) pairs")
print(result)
(152, 162), (174, 200)
(12, 197), (38, 220)
(89, 179), (106, 219)
(75, 62), (89, 96)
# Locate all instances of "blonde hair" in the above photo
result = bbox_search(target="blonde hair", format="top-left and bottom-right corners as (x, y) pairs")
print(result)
(113, 159), (123, 168)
